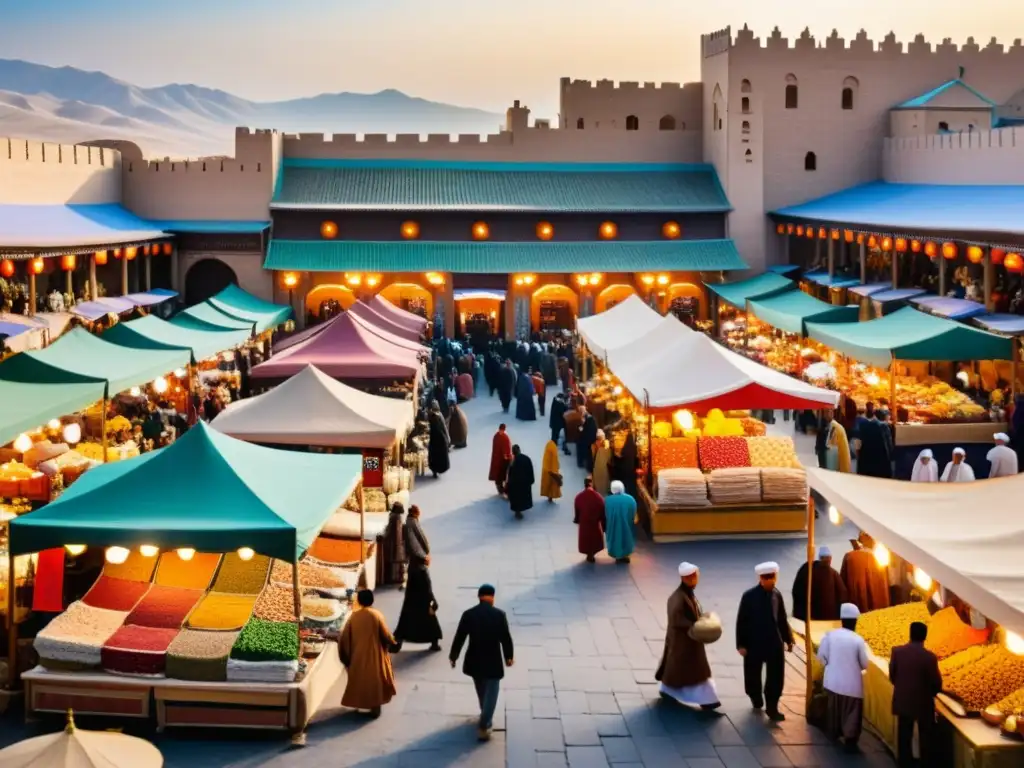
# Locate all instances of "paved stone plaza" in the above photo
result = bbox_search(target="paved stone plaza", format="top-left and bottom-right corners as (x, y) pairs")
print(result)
(1, 395), (898, 767)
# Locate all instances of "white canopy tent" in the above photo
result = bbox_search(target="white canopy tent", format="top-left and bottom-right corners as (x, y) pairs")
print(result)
(605, 313), (694, 369)
(576, 294), (663, 359)
(212, 364), (414, 449)
(807, 468), (1024, 638)
(609, 328), (840, 412)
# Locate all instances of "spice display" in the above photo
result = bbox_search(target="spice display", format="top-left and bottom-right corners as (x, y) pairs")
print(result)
(187, 593), (258, 631)
(746, 436), (801, 469)
(101, 625), (180, 677)
(308, 536), (372, 564)
(924, 607), (992, 659)
(231, 617), (300, 662)
(697, 436), (751, 471)
(939, 644), (1000, 677)
(165, 629), (239, 682)
(126, 585), (203, 629)
(102, 549), (157, 582)
(34, 601), (129, 668)
(651, 438), (698, 476)
(942, 646), (1024, 711)
(760, 468), (808, 503)
(856, 602), (932, 658)
(271, 559), (346, 590)
(154, 551), (222, 590)
(253, 585), (299, 623)
(212, 551), (271, 594)
(82, 575), (152, 613)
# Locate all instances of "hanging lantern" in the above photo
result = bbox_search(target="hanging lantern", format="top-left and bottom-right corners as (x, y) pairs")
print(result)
(776, 223), (785, 235)
(61, 254), (76, 271)
(992, 248), (1006, 266)
(401, 221), (420, 240)
(320, 221), (338, 239)
(817, 227), (827, 239)
(94, 250), (108, 265)
(162, 242), (173, 256)
(0, 259), (13, 278)
(662, 221), (681, 239)
(125, 247), (138, 261)
(830, 229), (840, 240)
(910, 239), (921, 253)
(942, 242), (958, 260)
(880, 236), (893, 252)
(924, 242), (938, 259)
(856, 233), (865, 245)
(895, 238), (908, 253)
(844, 230), (854, 243)
(867, 235), (878, 248)
(966, 245), (984, 264)
(113, 248), (123, 259)
(786, 223), (795, 235)
(473, 221), (492, 240)
(597, 221), (616, 240)
(142, 245), (151, 257)
(1005, 253), (1023, 273)
(795, 225), (804, 236)
(30, 257), (44, 275)
(806, 227), (815, 239)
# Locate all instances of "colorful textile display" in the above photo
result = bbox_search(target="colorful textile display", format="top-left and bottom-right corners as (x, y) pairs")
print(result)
(165, 629), (239, 682)
(706, 468), (762, 505)
(652, 438), (698, 476)
(102, 549), (157, 582)
(759, 467), (808, 503)
(187, 593), (258, 631)
(211, 552), (271, 595)
(656, 468), (710, 507)
(154, 551), (222, 590)
(745, 436), (801, 468)
(125, 585), (203, 629)
(101, 625), (180, 677)
(697, 436), (751, 471)
(83, 575), (152, 613)
(32, 548), (65, 613)
(34, 601), (128, 668)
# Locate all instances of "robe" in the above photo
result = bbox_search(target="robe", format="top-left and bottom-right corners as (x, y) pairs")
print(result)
(427, 411), (450, 475)
(574, 488), (605, 556)
(563, 410), (583, 444)
(540, 440), (562, 500)
(498, 366), (516, 410)
(577, 414), (598, 470)
(506, 454), (535, 514)
(394, 566), (442, 644)
(532, 374), (546, 415)
(910, 456), (938, 482)
(987, 445), (1018, 478)
(613, 433), (639, 498)
(455, 372), (474, 402)
(515, 372), (537, 421)
(541, 352), (558, 385)
(791, 561), (848, 621)
(338, 607), (397, 710)
(549, 396), (567, 437)
(656, 584), (714, 689)
(826, 421), (852, 473)
(839, 549), (890, 613)
(448, 404), (468, 448)
(855, 419), (892, 478)
(604, 493), (636, 559)
(592, 441), (612, 495)
(940, 460), (976, 483)
(489, 431), (513, 483)
(381, 511), (406, 585)
(484, 355), (501, 395)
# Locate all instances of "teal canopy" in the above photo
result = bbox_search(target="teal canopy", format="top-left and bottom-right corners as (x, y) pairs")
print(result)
(102, 315), (251, 363)
(172, 302), (257, 333)
(806, 306), (1014, 369)
(705, 272), (794, 307)
(0, 327), (190, 397)
(7, 422), (363, 561)
(206, 284), (292, 332)
(0, 379), (106, 447)
(746, 290), (859, 335)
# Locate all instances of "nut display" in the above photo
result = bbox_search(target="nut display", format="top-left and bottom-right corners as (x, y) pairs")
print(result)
(942, 646), (1024, 712)
(939, 644), (999, 677)
(271, 559), (345, 589)
(253, 585), (299, 623)
(924, 607), (991, 659)
(856, 602), (932, 658)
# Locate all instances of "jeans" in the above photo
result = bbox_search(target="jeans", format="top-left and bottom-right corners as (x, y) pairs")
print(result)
(473, 677), (501, 730)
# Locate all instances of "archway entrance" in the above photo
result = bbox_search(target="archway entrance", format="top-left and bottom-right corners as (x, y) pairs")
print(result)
(379, 283), (432, 319)
(667, 282), (704, 326)
(305, 284), (356, 325)
(531, 284), (578, 333)
(184, 258), (236, 306)
(454, 289), (504, 349)
(596, 284), (637, 314)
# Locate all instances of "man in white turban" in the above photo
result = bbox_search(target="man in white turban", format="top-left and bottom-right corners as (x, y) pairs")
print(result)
(817, 603), (869, 752)
(910, 449), (938, 483)
(736, 562), (794, 722)
(603, 480), (636, 563)
(656, 563), (720, 709)
(987, 433), (1018, 478)
(940, 447), (975, 483)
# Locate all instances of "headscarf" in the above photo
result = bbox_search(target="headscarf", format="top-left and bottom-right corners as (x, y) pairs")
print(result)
(610, 480), (625, 495)
(910, 449), (938, 482)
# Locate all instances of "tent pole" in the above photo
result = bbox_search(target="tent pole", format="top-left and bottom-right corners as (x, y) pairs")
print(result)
(889, 358), (898, 421)
(804, 494), (815, 716)
(1013, 339), (1020, 400)
(6, 544), (16, 689)
(99, 395), (108, 463)
(291, 559), (302, 621)
(643, 390), (653, 492)
(358, 482), (366, 566)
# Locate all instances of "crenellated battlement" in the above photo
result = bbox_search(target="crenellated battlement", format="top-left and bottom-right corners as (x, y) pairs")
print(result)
(884, 126), (1024, 184)
(285, 132), (511, 148)
(0, 137), (119, 168)
(705, 23), (1024, 58)
(560, 78), (687, 91)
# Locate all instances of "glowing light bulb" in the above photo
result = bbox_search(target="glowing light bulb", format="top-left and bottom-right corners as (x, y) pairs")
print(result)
(673, 409), (695, 431)
(174, 368), (187, 378)
(828, 505), (842, 525)
(65, 544), (87, 557)
(612, 385), (623, 395)
(47, 419), (62, 431)
(873, 543), (890, 568)
(656, 274), (669, 286)
(913, 567), (932, 591)
(176, 548), (195, 561)
(62, 423), (82, 445)
(13, 433), (32, 453)
(139, 544), (159, 557)
(864, 372), (880, 386)
(105, 546), (130, 565)
(641, 274), (655, 286)
(1006, 631), (1024, 656)
(237, 547), (255, 561)
(130, 386), (141, 397)
(153, 377), (168, 394)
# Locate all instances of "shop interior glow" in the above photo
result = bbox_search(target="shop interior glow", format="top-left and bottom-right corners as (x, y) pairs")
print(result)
(153, 377), (168, 394)
(913, 567), (932, 591)
(13, 433), (32, 453)
(47, 419), (62, 431)
(1006, 631), (1024, 657)
(827, 505), (842, 525)
(64, 544), (87, 557)
(176, 548), (196, 561)
(873, 542), (891, 568)
(139, 544), (159, 557)
(129, 386), (141, 397)
(105, 546), (130, 565)
(237, 547), (255, 561)
(174, 368), (187, 378)
(612, 385), (623, 396)
(672, 409), (695, 431)
(62, 423), (82, 445)
(863, 372), (881, 386)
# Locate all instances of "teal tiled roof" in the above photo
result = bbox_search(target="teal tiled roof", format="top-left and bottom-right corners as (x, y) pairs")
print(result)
(264, 239), (746, 273)
(271, 160), (731, 213)
(895, 79), (996, 109)
(150, 220), (270, 234)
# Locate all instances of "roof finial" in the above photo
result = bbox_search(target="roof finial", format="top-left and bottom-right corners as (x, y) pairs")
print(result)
(65, 708), (76, 733)
(958, 65), (965, 79)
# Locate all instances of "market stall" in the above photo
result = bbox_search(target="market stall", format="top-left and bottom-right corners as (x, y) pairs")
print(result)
(346, 306), (431, 356)
(803, 469), (1024, 766)
(102, 315), (252, 364)
(205, 284), (293, 334)
(576, 294), (663, 361)
(368, 294), (429, 336)
(9, 422), (366, 734)
(347, 300), (424, 343)
(745, 289), (858, 337)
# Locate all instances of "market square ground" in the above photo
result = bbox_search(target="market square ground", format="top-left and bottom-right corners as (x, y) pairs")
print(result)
(0, 396), (895, 768)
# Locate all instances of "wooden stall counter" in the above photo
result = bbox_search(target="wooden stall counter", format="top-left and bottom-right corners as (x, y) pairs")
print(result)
(642, 487), (806, 541)
(895, 422), (1009, 447)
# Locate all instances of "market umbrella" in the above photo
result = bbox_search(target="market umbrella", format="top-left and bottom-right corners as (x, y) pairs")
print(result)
(0, 711), (163, 768)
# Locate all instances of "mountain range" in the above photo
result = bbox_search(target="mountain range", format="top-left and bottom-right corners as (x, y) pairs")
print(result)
(0, 59), (504, 158)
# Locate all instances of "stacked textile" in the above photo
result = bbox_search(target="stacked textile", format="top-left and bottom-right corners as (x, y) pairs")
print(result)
(656, 468), (710, 507)
(226, 657), (300, 683)
(165, 629), (240, 683)
(760, 467), (808, 502)
(34, 601), (128, 670)
(707, 468), (762, 505)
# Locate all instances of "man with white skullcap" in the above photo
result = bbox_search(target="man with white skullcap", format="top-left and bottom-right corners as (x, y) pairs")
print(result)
(791, 545), (848, 622)
(603, 480), (636, 564)
(655, 563), (720, 709)
(817, 603), (869, 752)
(735, 562), (794, 721)
(940, 447), (976, 483)
(987, 432), (1018, 478)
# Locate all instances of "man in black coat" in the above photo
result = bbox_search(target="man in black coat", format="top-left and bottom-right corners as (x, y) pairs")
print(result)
(450, 584), (514, 741)
(736, 561), (795, 722)
(577, 411), (598, 470)
(498, 360), (517, 413)
(549, 392), (568, 449)
(484, 353), (501, 397)
(889, 622), (942, 767)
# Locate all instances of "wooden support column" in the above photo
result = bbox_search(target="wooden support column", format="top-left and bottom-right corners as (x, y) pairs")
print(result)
(891, 243), (899, 289)
(938, 257), (946, 298)
(90, 253), (99, 301)
(859, 240), (867, 284)
(121, 252), (129, 295)
(815, 236), (823, 270)
(145, 249), (152, 291)
(803, 494), (815, 716)
(984, 249), (995, 312)
(28, 271), (36, 317)
(827, 237), (835, 280)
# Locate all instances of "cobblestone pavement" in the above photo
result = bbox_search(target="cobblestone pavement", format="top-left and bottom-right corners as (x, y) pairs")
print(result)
(1, 397), (898, 767)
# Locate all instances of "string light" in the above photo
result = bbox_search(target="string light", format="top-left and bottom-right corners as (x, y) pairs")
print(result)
(827, 505), (842, 525)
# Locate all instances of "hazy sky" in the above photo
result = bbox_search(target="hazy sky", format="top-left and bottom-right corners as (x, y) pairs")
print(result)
(0, 0), (1014, 115)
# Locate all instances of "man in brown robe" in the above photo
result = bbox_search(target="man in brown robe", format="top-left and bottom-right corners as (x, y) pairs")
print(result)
(791, 546), (848, 621)
(656, 562), (720, 709)
(840, 535), (890, 613)
(338, 590), (397, 717)
(573, 477), (606, 562)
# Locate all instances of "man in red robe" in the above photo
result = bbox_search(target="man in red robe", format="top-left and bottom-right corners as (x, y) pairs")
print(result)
(531, 370), (546, 417)
(574, 477), (606, 563)
(489, 424), (513, 496)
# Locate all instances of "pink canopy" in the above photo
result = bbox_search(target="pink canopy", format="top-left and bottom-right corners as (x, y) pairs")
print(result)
(347, 300), (422, 342)
(251, 312), (421, 381)
(346, 309), (430, 356)
(368, 295), (428, 334)
(274, 316), (334, 354)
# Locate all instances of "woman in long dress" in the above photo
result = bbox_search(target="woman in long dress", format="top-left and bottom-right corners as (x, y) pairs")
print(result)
(515, 369), (537, 421)
(427, 403), (451, 477)
(826, 414), (851, 473)
(656, 562), (720, 710)
(381, 502), (407, 587)
(539, 440), (562, 502)
(592, 430), (612, 495)
(393, 506), (442, 651)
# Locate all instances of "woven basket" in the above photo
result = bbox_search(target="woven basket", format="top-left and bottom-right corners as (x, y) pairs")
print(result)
(689, 613), (723, 644)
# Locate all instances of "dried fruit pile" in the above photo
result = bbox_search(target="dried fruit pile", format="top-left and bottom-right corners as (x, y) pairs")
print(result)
(856, 602), (932, 658)
(231, 618), (300, 662)
(102, 550), (157, 582)
(154, 551), (221, 590)
(942, 646), (1024, 711)
(253, 585), (299, 623)
(994, 685), (1024, 715)
(212, 552), (270, 594)
(166, 628), (240, 682)
(82, 575), (151, 612)
(697, 436), (751, 471)
(939, 644), (999, 677)
(126, 585), (203, 629)
(924, 607), (991, 659)
(187, 593), (257, 631)
(301, 595), (340, 619)
(101, 625), (179, 676)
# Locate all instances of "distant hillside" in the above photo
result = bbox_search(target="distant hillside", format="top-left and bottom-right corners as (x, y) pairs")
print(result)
(0, 59), (503, 158)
